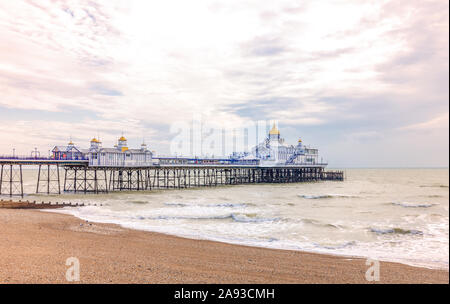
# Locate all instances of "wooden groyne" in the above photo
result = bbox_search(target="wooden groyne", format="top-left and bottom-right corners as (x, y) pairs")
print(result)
(0, 199), (103, 209)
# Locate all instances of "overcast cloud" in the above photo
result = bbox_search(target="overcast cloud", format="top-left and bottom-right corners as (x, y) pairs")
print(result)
(0, 0), (448, 167)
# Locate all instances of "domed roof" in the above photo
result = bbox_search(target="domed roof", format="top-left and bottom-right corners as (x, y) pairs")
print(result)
(298, 138), (302, 143)
(269, 123), (280, 135)
(119, 136), (127, 141)
(90, 138), (100, 143)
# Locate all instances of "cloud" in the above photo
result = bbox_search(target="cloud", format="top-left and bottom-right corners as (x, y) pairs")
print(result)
(400, 113), (449, 131)
(346, 131), (382, 142)
(0, 0), (447, 166)
(89, 84), (123, 96)
(242, 36), (287, 57)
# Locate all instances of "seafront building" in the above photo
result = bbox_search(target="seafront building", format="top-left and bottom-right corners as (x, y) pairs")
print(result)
(231, 124), (320, 166)
(51, 125), (321, 167)
(52, 136), (153, 167)
(51, 141), (84, 160)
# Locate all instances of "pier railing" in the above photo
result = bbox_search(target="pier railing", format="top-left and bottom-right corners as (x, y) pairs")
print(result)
(0, 155), (51, 161)
(0, 155), (89, 161)
(1, 155), (327, 168)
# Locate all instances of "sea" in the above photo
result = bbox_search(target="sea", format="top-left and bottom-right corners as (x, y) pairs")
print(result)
(4, 168), (449, 270)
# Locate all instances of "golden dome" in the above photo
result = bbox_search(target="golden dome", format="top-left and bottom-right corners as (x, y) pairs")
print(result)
(90, 138), (100, 143)
(119, 136), (127, 141)
(298, 138), (302, 143)
(68, 141), (74, 145)
(269, 123), (280, 135)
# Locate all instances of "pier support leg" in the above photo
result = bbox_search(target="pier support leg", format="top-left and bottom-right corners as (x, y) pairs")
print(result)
(0, 165), (2, 195)
(0, 164), (24, 197)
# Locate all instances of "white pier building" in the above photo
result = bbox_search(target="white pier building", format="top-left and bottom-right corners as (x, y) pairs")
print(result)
(232, 124), (321, 166)
(52, 136), (152, 167)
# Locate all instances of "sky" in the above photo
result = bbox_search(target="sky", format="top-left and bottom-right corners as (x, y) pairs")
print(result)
(0, 0), (448, 167)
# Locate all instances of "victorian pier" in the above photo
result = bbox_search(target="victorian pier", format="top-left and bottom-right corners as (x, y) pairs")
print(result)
(0, 127), (344, 197)
(0, 159), (343, 197)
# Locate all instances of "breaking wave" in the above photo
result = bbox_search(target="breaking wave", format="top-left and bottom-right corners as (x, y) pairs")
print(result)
(164, 202), (247, 208)
(299, 194), (358, 199)
(129, 200), (149, 205)
(137, 214), (230, 220)
(231, 213), (280, 223)
(138, 213), (280, 223)
(420, 184), (449, 188)
(300, 218), (344, 229)
(391, 202), (435, 208)
(370, 227), (423, 235)
(207, 203), (248, 208)
(163, 202), (189, 207)
(314, 241), (356, 250)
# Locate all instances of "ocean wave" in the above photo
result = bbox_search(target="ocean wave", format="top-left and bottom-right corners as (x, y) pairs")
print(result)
(420, 184), (449, 188)
(143, 214), (232, 220)
(370, 227), (423, 235)
(163, 202), (189, 207)
(163, 202), (247, 208)
(300, 218), (344, 229)
(314, 241), (356, 250)
(299, 194), (333, 199)
(231, 213), (280, 223)
(299, 194), (358, 199)
(391, 202), (435, 208)
(207, 203), (247, 208)
(138, 213), (280, 223)
(129, 200), (149, 205)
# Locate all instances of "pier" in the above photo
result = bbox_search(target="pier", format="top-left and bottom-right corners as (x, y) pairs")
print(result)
(1, 128), (345, 197)
(0, 157), (344, 197)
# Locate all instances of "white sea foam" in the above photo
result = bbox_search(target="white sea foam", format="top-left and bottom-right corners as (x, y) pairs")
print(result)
(31, 168), (450, 270)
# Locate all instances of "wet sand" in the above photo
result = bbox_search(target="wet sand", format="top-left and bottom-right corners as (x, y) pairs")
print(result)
(0, 207), (448, 283)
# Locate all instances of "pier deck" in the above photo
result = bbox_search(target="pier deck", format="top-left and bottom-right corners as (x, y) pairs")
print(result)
(0, 157), (344, 197)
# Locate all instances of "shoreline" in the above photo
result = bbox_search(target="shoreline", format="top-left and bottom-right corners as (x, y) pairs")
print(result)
(44, 208), (449, 272)
(0, 207), (448, 283)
